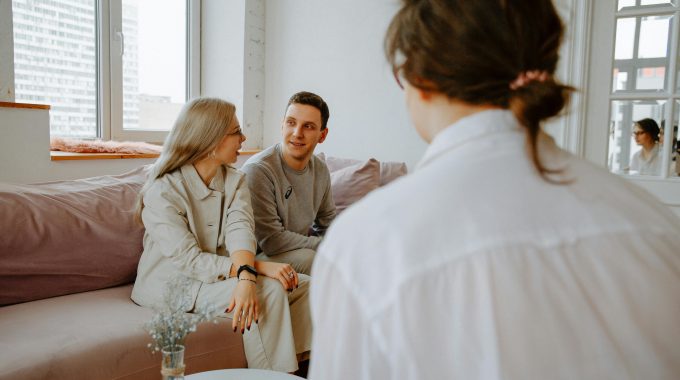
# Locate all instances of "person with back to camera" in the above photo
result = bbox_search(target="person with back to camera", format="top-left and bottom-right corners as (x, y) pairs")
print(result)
(131, 97), (311, 374)
(241, 91), (336, 276)
(629, 118), (661, 175)
(309, 1), (680, 379)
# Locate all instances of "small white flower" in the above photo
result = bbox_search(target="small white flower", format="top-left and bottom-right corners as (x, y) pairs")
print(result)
(144, 276), (219, 353)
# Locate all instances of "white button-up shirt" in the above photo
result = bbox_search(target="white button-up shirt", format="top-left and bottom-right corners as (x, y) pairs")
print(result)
(310, 110), (680, 380)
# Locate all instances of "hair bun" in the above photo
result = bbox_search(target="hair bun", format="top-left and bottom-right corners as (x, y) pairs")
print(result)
(509, 80), (571, 127)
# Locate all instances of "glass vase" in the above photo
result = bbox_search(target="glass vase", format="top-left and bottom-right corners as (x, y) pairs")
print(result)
(161, 345), (185, 380)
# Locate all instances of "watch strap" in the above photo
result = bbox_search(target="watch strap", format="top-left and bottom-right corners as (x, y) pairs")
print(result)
(237, 264), (258, 278)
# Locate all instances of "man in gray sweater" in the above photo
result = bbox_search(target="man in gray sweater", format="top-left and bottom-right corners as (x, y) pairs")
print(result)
(241, 91), (336, 275)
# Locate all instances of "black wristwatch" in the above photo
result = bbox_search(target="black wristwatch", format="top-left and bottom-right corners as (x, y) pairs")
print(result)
(237, 264), (258, 279)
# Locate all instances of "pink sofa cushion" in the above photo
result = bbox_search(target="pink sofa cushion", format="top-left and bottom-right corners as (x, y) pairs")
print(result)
(317, 153), (408, 213)
(379, 161), (408, 186)
(329, 158), (381, 213)
(317, 152), (407, 213)
(0, 166), (149, 306)
(319, 153), (408, 187)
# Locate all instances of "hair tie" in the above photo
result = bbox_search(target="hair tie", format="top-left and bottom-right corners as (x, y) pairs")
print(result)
(510, 70), (550, 90)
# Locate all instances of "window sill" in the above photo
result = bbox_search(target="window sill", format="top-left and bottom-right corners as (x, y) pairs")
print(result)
(50, 150), (261, 161)
(0, 101), (51, 110)
(50, 151), (159, 161)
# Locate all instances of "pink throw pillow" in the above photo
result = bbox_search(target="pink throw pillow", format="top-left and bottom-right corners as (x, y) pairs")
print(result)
(380, 161), (408, 186)
(318, 152), (408, 187)
(0, 166), (149, 306)
(319, 153), (361, 173)
(330, 158), (381, 213)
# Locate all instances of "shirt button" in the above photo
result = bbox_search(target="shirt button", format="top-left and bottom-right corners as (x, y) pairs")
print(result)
(217, 274), (226, 281)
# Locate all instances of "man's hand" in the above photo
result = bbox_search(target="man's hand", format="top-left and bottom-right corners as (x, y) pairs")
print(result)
(255, 261), (299, 291)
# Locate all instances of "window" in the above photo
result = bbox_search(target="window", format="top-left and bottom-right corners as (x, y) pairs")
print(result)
(584, 0), (680, 215)
(11, 0), (200, 142)
(586, 0), (680, 179)
(607, 1), (679, 177)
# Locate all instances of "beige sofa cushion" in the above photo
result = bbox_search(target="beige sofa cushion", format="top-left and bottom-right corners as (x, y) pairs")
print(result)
(0, 166), (149, 306)
(0, 284), (246, 380)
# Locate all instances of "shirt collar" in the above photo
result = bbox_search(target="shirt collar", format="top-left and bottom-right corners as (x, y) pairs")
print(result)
(417, 109), (521, 170)
(642, 144), (660, 163)
(180, 164), (225, 199)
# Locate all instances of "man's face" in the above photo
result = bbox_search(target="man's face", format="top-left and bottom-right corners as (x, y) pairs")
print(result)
(281, 103), (328, 164)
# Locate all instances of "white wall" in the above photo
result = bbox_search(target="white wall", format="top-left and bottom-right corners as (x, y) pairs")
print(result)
(261, 0), (587, 169)
(201, 0), (246, 123)
(263, 0), (426, 168)
(202, 0), (265, 151)
(0, 0), (14, 101)
(0, 107), (155, 184)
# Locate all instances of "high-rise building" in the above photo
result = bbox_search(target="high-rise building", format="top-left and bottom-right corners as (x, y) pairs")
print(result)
(12, 0), (139, 138)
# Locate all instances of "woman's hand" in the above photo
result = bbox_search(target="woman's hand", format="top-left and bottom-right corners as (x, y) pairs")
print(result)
(255, 261), (299, 291)
(226, 278), (259, 333)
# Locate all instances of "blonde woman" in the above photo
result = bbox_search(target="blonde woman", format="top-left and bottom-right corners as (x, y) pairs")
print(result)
(131, 97), (311, 373)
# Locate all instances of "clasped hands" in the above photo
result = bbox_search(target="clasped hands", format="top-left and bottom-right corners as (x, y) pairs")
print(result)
(227, 261), (299, 333)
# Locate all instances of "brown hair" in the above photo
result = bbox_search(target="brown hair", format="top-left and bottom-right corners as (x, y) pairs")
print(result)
(286, 91), (330, 130)
(635, 118), (660, 143)
(385, 0), (574, 180)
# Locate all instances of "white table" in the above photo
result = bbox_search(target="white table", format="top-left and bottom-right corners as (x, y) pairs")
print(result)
(185, 369), (304, 380)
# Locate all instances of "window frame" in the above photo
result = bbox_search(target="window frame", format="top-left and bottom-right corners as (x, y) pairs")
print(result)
(7, 0), (200, 143)
(585, 0), (680, 179)
(581, 0), (680, 215)
(105, 0), (200, 143)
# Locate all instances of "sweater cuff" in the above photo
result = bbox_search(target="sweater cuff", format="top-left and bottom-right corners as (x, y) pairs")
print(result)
(307, 236), (322, 250)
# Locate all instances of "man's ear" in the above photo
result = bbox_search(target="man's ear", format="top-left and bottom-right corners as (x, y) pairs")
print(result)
(318, 128), (329, 144)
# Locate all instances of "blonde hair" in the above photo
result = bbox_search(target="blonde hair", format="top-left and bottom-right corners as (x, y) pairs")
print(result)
(135, 97), (237, 222)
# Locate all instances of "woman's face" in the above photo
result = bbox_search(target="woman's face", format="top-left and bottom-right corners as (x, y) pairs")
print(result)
(214, 118), (246, 164)
(633, 123), (654, 149)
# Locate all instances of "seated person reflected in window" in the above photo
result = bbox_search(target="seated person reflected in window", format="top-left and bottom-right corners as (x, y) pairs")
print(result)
(629, 118), (661, 175)
(660, 121), (680, 176)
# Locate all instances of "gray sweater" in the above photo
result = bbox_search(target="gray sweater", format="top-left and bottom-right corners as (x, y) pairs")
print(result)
(241, 144), (336, 256)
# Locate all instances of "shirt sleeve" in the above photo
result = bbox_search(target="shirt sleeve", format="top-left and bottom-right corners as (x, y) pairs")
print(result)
(311, 168), (336, 236)
(309, 254), (390, 380)
(224, 173), (257, 254)
(142, 182), (232, 283)
(242, 163), (321, 255)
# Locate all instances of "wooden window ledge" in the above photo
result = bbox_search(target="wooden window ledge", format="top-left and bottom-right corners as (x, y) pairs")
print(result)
(50, 150), (261, 161)
(50, 151), (160, 161)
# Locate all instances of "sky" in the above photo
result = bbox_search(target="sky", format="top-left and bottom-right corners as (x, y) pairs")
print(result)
(127, 0), (186, 103)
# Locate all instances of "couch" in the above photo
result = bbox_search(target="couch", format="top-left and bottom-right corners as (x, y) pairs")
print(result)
(0, 155), (406, 379)
(0, 165), (246, 379)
